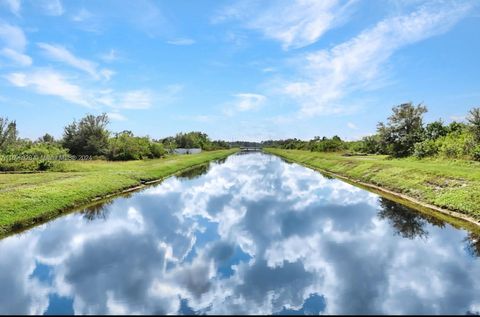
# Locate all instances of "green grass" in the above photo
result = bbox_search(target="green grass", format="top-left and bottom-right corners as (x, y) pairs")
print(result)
(265, 148), (480, 220)
(0, 149), (237, 235)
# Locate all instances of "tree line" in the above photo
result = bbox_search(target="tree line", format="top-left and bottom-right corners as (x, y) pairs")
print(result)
(0, 113), (230, 171)
(262, 103), (480, 161)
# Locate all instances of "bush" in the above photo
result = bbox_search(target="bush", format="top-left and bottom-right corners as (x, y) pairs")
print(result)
(37, 160), (54, 171)
(414, 139), (438, 158)
(108, 131), (166, 161)
(22, 143), (69, 158)
(472, 146), (480, 162)
(148, 142), (166, 158)
(436, 131), (476, 159)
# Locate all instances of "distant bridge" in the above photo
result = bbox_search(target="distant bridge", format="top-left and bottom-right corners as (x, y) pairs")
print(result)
(239, 147), (262, 151)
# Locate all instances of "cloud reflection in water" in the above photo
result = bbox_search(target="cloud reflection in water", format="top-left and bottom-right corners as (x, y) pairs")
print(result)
(0, 153), (479, 314)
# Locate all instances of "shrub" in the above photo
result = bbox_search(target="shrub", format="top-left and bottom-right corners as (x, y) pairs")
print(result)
(437, 131), (476, 159)
(148, 142), (166, 158)
(472, 146), (480, 162)
(413, 139), (438, 158)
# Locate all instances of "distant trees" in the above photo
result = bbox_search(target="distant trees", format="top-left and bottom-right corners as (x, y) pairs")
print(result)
(170, 132), (230, 151)
(108, 131), (165, 160)
(467, 107), (480, 142)
(0, 117), (18, 151)
(63, 113), (110, 156)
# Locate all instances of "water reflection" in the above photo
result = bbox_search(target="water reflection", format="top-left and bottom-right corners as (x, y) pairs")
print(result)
(176, 163), (211, 180)
(377, 198), (446, 239)
(80, 201), (112, 222)
(0, 153), (478, 315)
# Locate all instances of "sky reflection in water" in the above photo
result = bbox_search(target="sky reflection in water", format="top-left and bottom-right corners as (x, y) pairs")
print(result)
(0, 153), (479, 315)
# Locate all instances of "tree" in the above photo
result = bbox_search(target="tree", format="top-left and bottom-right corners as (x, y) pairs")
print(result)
(38, 133), (55, 143)
(108, 131), (150, 160)
(424, 120), (447, 140)
(361, 135), (381, 154)
(0, 117), (18, 151)
(62, 113), (110, 156)
(377, 102), (427, 157)
(467, 107), (480, 142)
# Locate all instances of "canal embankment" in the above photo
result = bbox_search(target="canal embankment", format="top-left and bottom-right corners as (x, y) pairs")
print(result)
(0, 149), (238, 236)
(265, 148), (480, 227)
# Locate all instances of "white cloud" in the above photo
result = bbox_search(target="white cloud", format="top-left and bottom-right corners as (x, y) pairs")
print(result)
(1, 47), (31, 66)
(223, 93), (267, 117)
(37, 43), (113, 80)
(119, 90), (152, 109)
(214, 0), (355, 49)
(347, 122), (357, 130)
(71, 8), (92, 22)
(0, 21), (27, 51)
(281, 2), (473, 117)
(100, 49), (119, 63)
(1, 0), (21, 15)
(40, 0), (64, 16)
(234, 93), (266, 111)
(166, 38), (195, 46)
(5, 69), (90, 106)
(0, 22), (32, 67)
(107, 112), (127, 121)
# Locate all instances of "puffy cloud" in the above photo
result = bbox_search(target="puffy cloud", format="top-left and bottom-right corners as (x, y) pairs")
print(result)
(5, 69), (89, 106)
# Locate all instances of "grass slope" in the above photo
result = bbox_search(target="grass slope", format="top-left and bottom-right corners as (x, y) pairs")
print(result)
(0, 149), (237, 235)
(265, 148), (480, 221)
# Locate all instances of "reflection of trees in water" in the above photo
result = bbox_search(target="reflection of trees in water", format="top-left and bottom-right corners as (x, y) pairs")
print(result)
(464, 232), (480, 258)
(176, 163), (210, 180)
(377, 198), (446, 240)
(80, 201), (112, 221)
(214, 157), (228, 164)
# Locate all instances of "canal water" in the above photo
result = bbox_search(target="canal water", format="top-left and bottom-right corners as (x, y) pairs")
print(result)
(0, 152), (479, 314)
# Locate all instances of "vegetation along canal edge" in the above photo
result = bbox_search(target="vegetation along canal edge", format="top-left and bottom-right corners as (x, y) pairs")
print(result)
(0, 149), (238, 238)
(265, 148), (480, 230)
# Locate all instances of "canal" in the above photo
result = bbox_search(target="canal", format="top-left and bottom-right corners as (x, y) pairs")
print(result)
(0, 152), (479, 314)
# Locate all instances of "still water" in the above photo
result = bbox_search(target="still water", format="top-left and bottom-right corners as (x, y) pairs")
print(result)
(0, 153), (479, 315)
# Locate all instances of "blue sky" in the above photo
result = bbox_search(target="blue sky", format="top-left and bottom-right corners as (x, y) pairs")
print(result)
(0, 0), (479, 141)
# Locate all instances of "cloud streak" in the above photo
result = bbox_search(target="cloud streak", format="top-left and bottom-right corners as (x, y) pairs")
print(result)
(214, 0), (355, 49)
(280, 2), (473, 116)
(38, 42), (113, 80)
(5, 69), (90, 107)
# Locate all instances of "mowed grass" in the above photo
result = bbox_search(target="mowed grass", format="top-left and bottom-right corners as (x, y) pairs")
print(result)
(0, 149), (237, 235)
(265, 148), (480, 220)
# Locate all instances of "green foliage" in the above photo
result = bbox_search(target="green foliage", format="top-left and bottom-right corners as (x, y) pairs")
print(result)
(22, 142), (69, 157)
(361, 135), (381, 154)
(467, 107), (480, 142)
(63, 113), (110, 156)
(38, 133), (55, 143)
(108, 131), (153, 161)
(377, 102), (427, 157)
(425, 120), (448, 140)
(436, 130), (476, 159)
(472, 146), (480, 162)
(414, 139), (438, 158)
(149, 142), (166, 158)
(160, 137), (177, 153)
(0, 117), (18, 152)
(174, 131), (209, 149)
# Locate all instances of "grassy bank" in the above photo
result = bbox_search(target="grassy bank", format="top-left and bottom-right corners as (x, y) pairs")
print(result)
(265, 148), (480, 223)
(0, 149), (237, 236)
